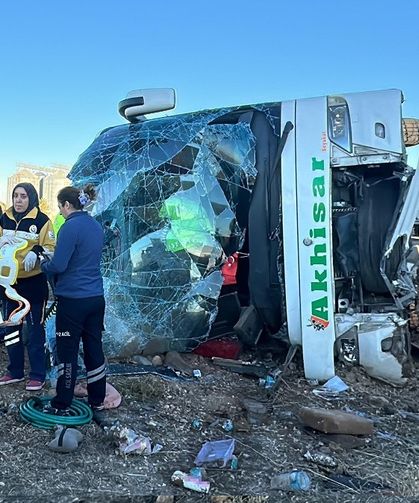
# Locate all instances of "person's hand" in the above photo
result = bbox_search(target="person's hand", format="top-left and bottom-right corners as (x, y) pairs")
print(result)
(0, 235), (19, 248)
(23, 251), (38, 272)
(40, 250), (52, 268)
(41, 250), (54, 260)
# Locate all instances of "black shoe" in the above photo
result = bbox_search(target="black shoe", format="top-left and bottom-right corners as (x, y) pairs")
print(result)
(90, 404), (110, 427)
(42, 405), (72, 417)
(90, 403), (105, 411)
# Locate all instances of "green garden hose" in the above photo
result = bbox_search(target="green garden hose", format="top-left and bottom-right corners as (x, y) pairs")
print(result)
(19, 396), (93, 430)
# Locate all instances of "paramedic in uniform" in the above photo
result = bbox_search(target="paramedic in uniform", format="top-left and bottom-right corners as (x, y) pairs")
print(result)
(0, 183), (55, 391)
(41, 185), (106, 413)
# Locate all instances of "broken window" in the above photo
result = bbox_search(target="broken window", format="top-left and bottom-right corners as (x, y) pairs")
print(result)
(70, 110), (259, 356)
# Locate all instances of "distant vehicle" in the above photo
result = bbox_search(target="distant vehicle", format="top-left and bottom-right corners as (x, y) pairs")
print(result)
(71, 88), (419, 384)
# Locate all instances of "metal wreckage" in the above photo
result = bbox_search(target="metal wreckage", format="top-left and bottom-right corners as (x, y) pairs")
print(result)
(66, 88), (419, 383)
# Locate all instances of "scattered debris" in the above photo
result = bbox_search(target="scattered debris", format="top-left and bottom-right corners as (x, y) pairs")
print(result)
(357, 316), (410, 386)
(233, 304), (263, 347)
(312, 375), (349, 400)
(106, 424), (161, 456)
(106, 362), (186, 381)
(280, 345), (299, 377)
(1, 347), (418, 500)
(152, 443), (163, 454)
(117, 427), (152, 455)
(195, 439), (235, 467)
(303, 450), (337, 468)
(171, 470), (210, 493)
(259, 375), (276, 389)
(191, 418), (203, 431)
(212, 357), (270, 378)
(189, 467), (207, 479)
(221, 419), (234, 432)
(230, 455), (239, 469)
(270, 470), (311, 492)
(193, 369), (202, 379)
(299, 407), (374, 435)
(48, 426), (84, 453)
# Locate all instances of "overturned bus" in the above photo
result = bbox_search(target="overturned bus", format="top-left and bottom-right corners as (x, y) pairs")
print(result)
(70, 88), (419, 384)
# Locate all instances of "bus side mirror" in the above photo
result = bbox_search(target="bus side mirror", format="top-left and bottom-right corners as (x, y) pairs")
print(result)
(118, 88), (176, 122)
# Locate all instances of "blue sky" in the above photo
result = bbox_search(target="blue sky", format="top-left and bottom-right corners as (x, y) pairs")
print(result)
(1, 0), (419, 201)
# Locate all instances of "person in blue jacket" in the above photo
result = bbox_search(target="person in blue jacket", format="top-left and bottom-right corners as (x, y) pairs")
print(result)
(41, 184), (106, 413)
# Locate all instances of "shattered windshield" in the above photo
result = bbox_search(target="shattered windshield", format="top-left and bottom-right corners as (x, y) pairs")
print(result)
(70, 109), (260, 356)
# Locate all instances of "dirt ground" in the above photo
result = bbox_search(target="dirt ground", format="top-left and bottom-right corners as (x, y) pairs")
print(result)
(0, 344), (418, 503)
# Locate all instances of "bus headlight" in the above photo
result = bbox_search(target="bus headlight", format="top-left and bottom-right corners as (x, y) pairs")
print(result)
(328, 96), (352, 152)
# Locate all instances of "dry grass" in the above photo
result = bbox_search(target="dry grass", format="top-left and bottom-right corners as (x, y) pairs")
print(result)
(0, 347), (418, 502)
(117, 375), (167, 402)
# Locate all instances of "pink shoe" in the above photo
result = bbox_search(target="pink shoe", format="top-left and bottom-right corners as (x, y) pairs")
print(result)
(26, 379), (45, 391)
(0, 373), (24, 385)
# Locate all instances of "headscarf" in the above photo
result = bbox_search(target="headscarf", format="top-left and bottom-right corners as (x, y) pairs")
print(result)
(12, 182), (40, 222)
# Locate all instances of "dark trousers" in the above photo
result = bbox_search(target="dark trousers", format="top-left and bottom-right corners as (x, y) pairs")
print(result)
(1, 298), (46, 381)
(51, 295), (106, 409)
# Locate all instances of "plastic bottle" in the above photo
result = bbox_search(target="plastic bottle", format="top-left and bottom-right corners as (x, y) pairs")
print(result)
(230, 455), (239, 470)
(259, 375), (276, 389)
(270, 470), (311, 492)
(222, 419), (234, 432)
(189, 467), (206, 479)
(191, 418), (203, 430)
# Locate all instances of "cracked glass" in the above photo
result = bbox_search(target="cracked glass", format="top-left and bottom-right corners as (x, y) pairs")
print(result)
(70, 108), (266, 356)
